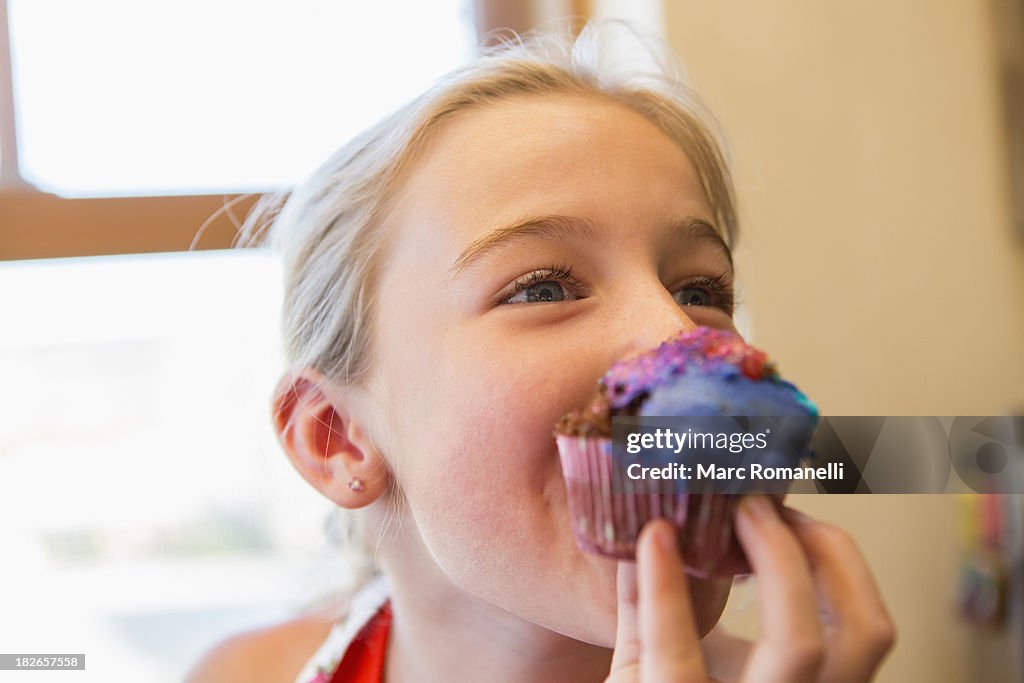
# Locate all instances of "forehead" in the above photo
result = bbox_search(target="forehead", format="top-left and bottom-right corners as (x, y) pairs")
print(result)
(385, 93), (713, 268)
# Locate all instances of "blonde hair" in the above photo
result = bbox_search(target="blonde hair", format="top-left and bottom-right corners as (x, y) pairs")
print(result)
(239, 18), (740, 606)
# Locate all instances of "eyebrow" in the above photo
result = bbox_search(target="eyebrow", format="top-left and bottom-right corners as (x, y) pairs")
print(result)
(670, 216), (734, 271)
(447, 213), (733, 279)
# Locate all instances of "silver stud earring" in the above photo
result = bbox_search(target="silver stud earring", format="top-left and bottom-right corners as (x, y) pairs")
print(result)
(348, 477), (365, 492)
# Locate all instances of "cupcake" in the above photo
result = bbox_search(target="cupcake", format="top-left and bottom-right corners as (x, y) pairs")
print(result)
(554, 326), (819, 577)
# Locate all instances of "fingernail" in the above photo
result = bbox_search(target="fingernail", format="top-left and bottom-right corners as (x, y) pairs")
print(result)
(740, 495), (772, 520)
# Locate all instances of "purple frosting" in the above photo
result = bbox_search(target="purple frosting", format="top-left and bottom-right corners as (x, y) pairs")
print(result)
(601, 327), (818, 418)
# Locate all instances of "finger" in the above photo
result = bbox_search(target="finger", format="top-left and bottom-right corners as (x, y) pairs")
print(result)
(608, 560), (641, 677)
(735, 495), (824, 683)
(637, 518), (707, 682)
(781, 507), (896, 682)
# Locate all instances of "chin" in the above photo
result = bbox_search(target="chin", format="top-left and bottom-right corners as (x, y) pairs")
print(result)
(563, 563), (731, 647)
(560, 554), (731, 645)
(690, 576), (733, 636)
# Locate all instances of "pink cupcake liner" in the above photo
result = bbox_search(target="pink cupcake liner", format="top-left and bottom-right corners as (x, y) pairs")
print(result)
(557, 434), (752, 578)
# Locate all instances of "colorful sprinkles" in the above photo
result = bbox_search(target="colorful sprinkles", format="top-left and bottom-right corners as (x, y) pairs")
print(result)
(601, 327), (779, 410)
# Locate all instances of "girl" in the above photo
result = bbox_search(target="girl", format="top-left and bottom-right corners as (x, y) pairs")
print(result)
(188, 20), (894, 683)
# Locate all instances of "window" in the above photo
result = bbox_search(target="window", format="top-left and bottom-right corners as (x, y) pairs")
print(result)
(8, 0), (476, 196)
(0, 250), (350, 681)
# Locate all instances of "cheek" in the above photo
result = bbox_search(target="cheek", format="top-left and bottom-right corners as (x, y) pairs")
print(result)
(378, 328), (622, 622)
(394, 328), (596, 496)
(399, 355), (570, 554)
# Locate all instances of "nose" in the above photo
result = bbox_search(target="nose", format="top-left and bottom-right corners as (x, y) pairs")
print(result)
(610, 283), (700, 362)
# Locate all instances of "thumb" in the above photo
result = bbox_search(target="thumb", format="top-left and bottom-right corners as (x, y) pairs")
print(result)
(637, 519), (707, 682)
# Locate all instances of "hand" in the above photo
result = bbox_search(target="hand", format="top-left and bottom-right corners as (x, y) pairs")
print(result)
(606, 496), (896, 682)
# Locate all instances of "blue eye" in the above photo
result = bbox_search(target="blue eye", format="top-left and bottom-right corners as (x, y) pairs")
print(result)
(507, 280), (569, 304)
(500, 264), (581, 305)
(674, 286), (712, 307)
(672, 274), (735, 314)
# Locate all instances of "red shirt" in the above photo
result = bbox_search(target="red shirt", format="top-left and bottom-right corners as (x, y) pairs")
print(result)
(328, 600), (392, 682)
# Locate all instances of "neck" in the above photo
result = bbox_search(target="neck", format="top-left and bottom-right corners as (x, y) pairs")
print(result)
(370, 508), (613, 683)
(382, 560), (613, 683)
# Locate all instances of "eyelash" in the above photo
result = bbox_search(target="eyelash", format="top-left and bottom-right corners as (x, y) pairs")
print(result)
(498, 263), (582, 305)
(498, 263), (737, 314)
(683, 273), (737, 314)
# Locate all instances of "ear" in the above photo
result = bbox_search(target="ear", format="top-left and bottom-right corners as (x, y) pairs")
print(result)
(272, 368), (389, 508)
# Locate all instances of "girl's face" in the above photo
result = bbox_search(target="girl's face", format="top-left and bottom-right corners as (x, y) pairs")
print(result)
(364, 93), (738, 644)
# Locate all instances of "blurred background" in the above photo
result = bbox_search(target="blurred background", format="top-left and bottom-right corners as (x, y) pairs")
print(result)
(1, 1), (1022, 681)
